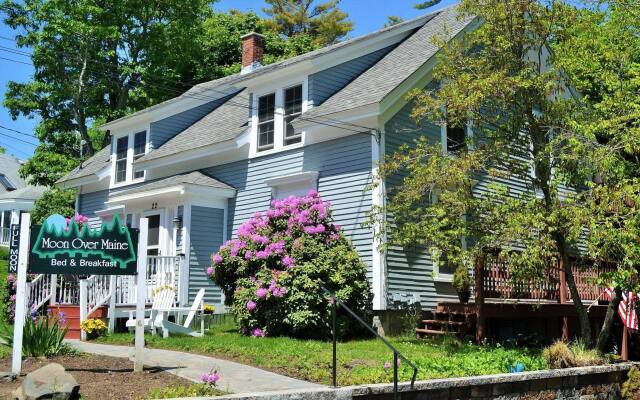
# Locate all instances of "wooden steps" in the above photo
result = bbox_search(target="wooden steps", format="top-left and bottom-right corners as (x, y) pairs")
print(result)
(416, 303), (476, 338)
(47, 305), (108, 339)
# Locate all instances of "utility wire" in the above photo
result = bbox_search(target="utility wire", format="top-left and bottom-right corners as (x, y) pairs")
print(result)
(0, 139), (33, 158)
(0, 124), (37, 138)
(0, 131), (38, 146)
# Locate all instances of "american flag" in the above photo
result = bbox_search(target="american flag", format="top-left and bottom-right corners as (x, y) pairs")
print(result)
(604, 288), (639, 332)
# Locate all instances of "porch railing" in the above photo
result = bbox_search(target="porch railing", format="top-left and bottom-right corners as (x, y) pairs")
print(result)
(0, 227), (9, 246)
(113, 255), (184, 305)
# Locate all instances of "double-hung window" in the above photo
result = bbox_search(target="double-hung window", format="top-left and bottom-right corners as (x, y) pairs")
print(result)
(284, 85), (302, 145)
(446, 124), (467, 153)
(133, 131), (146, 179)
(115, 136), (128, 183)
(258, 93), (276, 151)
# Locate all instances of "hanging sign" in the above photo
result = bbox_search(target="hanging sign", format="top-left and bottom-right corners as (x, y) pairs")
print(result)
(28, 214), (139, 275)
(7, 224), (20, 273)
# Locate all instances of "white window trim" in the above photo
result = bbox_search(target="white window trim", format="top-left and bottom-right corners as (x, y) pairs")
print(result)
(440, 118), (472, 156)
(250, 77), (308, 158)
(264, 171), (319, 199)
(110, 128), (150, 188)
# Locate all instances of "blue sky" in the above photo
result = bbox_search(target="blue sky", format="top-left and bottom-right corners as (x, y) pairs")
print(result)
(0, 0), (456, 160)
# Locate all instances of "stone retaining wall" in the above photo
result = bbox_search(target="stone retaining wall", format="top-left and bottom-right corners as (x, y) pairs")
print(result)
(203, 363), (636, 400)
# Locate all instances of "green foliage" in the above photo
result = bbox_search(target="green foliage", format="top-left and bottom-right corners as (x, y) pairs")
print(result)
(145, 383), (226, 399)
(0, 314), (70, 357)
(211, 193), (372, 339)
(1, 0), (214, 186)
(376, 0), (640, 346)
(0, 246), (8, 260)
(384, 16), (404, 28)
(262, 0), (353, 46)
(30, 188), (76, 225)
(543, 340), (604, 369)
(414, 0), (442, 9)
(98, 325), (546, 386)
(452, 265), (472, 293)
(622, 366), (640, 400)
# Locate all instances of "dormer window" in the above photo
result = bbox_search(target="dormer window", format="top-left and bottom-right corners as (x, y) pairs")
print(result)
(284, 85), (303, 145)
(111, 129), (148, 186)
(258, 93), (276, 151)
(115, 136), (128, 183)
(253, 80), (307, 155)
(133, 131), (147, 179)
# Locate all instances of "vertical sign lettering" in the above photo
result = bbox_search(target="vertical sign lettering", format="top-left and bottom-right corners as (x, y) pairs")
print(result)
(8, 224), (20, 273)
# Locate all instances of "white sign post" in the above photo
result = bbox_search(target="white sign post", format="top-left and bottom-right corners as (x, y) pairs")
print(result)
(134, 217), (148, 373)
(11, 213), (31, 376)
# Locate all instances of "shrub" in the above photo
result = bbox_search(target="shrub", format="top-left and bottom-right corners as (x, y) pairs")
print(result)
(80, 318), (107, 339)
(622, 366), (640, 400)
(0, 246), (8, 260)
(0, 310), (69, 357)
(209, 191), (372, 339)
(452, 265), (472, 293)
(543, 340), (604, 369)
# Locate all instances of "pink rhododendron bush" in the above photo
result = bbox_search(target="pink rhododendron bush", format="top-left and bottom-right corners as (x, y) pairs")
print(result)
(208, 191), (372, 339)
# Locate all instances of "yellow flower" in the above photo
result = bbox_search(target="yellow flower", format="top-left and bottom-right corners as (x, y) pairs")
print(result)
(80, 318), (108, 335)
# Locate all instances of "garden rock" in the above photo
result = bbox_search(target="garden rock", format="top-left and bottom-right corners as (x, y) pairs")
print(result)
(12, 363), (79, 400)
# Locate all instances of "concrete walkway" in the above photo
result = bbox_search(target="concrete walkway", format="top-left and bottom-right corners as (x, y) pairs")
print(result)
(67, 341), (325, 394)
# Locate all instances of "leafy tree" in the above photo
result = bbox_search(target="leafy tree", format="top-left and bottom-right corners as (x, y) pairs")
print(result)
(376, 0), (607, 345)
(0, 146), (4, 154)
(30, 188), (76, 224)
(384, 16), (404, 28)
(414, 0), (442, 10)
(1, 0), (214, 186)
(553, 0), (640, 351)
(262, 0), (353, 46)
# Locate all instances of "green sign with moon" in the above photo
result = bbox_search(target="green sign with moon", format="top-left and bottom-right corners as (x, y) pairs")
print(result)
(29, 214), (139, 275)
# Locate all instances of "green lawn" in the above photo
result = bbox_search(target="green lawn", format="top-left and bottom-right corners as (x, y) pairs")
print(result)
(98, 321), (545, 386)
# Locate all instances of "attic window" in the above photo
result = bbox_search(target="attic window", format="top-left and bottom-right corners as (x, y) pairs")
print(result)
(0, 175), (15, 191)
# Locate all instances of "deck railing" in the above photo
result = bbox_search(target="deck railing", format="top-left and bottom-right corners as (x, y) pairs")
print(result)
(113, 255), (183, 305)
(481, 256), (613, 302)
(0, 227), (9, 246)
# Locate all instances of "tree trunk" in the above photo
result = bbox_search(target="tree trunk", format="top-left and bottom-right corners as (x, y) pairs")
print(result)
(596, 287), (621, 353)
(561, 249), (592, 346)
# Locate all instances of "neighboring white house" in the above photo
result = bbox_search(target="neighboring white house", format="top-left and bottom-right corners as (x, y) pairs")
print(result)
(0, 153), (46, 245)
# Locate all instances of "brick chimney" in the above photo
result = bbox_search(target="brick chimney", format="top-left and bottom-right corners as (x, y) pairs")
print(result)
(241, 32), (265, 74)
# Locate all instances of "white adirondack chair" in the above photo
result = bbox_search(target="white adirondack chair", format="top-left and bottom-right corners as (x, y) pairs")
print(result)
(125, 286), (176, 335)
(157, 288), (206, 338)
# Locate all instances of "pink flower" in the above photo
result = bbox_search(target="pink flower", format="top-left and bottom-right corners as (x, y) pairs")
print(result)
(256, 287), (268, 299)
(212, 254), (223, 264)
(244, 250), (253, 260)
(272, 287), (288, 298)
(206, 267), (214, 276)
(307, 189), (318, 198)
(246, 300), (257, 312)
(6, 274), (15, 283)
(384, 361), (391, 370)
(252, 327), (265, 337)
(282, 255), (295, 268)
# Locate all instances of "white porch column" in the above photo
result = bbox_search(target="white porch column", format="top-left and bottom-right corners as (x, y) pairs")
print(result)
(371, 131), (387, 311)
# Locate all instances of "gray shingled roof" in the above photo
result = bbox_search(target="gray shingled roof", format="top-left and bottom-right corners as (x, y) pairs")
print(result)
(137, 89), (249, 164)
(301, 6), (474, 120)
(100, 10), (440, 129)
(57, 145), (111, 184)
(110, 171), (234, 197)
(0, 154), (27, 192)
(0, 185), (47, 201)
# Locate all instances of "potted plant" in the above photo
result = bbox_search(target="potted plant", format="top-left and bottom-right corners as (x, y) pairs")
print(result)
(452, 265), (472, 304)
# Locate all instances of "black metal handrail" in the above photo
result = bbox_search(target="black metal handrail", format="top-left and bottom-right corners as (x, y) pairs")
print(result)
(321, 286), (418, 399)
